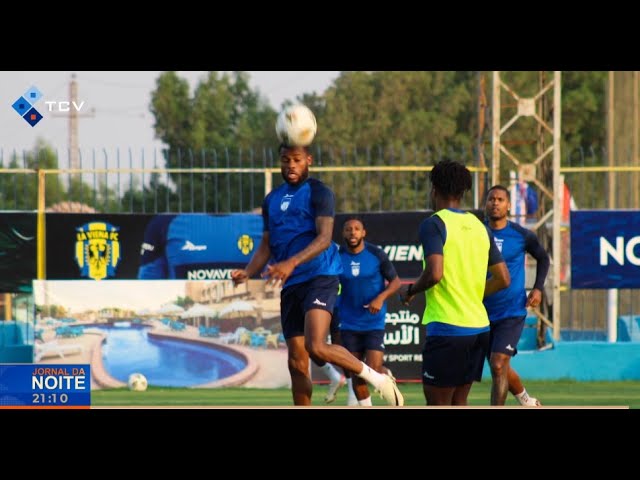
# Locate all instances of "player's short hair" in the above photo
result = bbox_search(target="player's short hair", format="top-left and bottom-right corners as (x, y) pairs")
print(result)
(487, 184), (510, 198)
(430, 159), (472, 200)
(278, 143), (311, 156)
(342, 216), (366, 229)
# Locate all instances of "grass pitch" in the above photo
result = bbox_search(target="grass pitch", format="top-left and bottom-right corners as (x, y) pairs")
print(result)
(91, 380), (640, 408)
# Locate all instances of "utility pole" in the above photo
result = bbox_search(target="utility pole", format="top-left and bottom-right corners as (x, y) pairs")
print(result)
(53, 73), (95, 175)
(476, 71), (488, 206)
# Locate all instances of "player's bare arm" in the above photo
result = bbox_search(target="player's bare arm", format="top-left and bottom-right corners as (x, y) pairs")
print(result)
(400, 254), (443, 305)
(262, 215), (334, 286)
(231, 231), (271, 286)
(484, 261), (510, 297)
(366, 276), (402, 314)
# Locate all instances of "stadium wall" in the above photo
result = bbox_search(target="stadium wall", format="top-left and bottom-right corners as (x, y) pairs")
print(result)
(484, 342), (640, 381)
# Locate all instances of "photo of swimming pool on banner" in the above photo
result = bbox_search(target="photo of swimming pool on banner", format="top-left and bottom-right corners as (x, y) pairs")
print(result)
(32, 279), (290, 390)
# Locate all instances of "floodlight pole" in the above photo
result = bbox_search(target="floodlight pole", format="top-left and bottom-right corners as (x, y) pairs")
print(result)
(491, 71), (562, 342)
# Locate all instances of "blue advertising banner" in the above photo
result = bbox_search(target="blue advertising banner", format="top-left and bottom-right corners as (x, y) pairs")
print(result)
(0, 364), (90, 408)
(571, 210), (640, 288)
(46, 213), (264, 281)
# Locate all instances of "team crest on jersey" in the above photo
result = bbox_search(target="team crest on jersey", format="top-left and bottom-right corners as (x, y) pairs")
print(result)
(350, 260), (360, 277)
(280, 194), (294, 211)
(494, 237), (504, 252)
(75, 222), (121, 280)
(237, 234), (254, 255)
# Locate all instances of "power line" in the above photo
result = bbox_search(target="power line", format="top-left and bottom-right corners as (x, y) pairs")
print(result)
(79, 75), (152, 90)
(98, 111), (147, 118)
(48, 81), (69, 99)
(94, 105), (148, 113)
(50, 74), (96, 173)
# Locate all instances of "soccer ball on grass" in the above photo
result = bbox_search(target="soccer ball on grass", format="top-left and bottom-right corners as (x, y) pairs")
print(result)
(275, 104), (317, 147)
(128, 372), (148, 392)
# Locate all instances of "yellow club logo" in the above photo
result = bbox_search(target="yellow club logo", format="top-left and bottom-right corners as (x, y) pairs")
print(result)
(75, 222), (121, 280)
(237, 234), (254, 256)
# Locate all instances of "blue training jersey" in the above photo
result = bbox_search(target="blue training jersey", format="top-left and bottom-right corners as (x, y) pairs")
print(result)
(483, 221), (549, 321)
(138, 214), (263, 280)
(337, 242), (398, 331)
(263, 177), (342, 287)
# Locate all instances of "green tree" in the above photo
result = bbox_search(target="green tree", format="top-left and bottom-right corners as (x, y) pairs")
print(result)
(562, 71), (607, 153)
(0, 139), (66, 210)
(150, 72), (192, 150)
(48, 304), (68, 318)
(305, 71), (477, 210)
(150, 71), (276, 212)
(147, 70), (607, 213)
(0, 139), (126, 212)
(175, 296), (194, 309)
(319, 71), (475, 151)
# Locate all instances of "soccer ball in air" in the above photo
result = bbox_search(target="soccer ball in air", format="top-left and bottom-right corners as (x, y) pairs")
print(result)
(275, 104), (317, 147)
(128, 372), (148, 392)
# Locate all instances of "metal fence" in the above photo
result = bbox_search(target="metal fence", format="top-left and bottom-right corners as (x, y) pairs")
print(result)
(1, 144), (639, 341)
(0, 145), (488, 213)
(560, 146), (640, 341)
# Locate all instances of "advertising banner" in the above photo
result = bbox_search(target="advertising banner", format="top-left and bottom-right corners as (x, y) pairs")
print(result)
(34, 279), (426, 386)
(46, 213), (147, 280)
(381, 291), (425, 380)
(39, 210), (493, 383)
(44, 210), (484, 282)
(33, 279), (289, 389)
(27, 210), (498, 386)
(0, 210), (488, 289)
(0, 212), (36, 293)
(571, 210), (640, 288)
(45, 213), (263, 281)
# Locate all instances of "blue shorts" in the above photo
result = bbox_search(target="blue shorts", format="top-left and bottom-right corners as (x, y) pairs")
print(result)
(280, 275), (339, 339)
(422, 332), (490, 387)
(340, 330), (386, 354)
(489, 315), (526, 357)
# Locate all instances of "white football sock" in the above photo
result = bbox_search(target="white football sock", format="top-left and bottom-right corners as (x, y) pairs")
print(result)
(358, 396), (372, 406)
(515, 389), (530, 405)
(321, 363), (342, 382)
(356, 363), (385, 389)
(346, 378), (358, 405)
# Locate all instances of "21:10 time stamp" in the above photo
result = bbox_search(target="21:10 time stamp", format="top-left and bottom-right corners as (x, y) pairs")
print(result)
(32, 393), (69, 404)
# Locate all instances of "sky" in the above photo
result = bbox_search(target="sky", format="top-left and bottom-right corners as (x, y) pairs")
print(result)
(1, 71), (340, 155)
(33, 280), (190, 313)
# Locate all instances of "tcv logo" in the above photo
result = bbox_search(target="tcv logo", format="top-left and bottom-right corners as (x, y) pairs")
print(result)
(11, 86), (43, 127)
(12, 85), (88, 128)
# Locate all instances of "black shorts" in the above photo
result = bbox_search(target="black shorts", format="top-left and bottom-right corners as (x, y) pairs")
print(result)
(340, 330), (386, 354)
(330, 306), (341, 341)
(280, 275), (339, 339)
(422, 331), (490, 387)
(489, 315), (526, 357)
